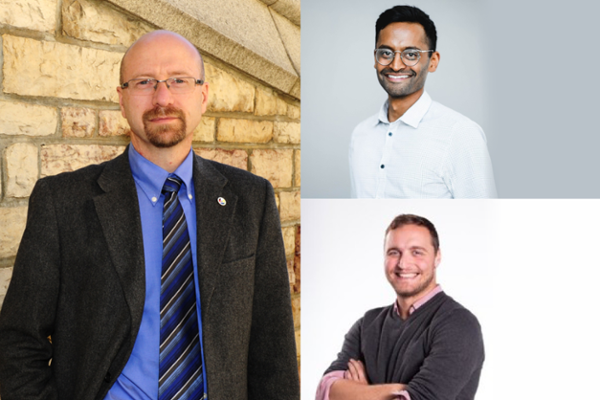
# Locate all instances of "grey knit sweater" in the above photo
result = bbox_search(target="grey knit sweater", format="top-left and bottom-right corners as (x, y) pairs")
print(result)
(325, 292), (484, 400)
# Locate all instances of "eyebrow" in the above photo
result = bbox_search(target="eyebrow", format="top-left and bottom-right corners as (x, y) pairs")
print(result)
(377, 45), (424, 51)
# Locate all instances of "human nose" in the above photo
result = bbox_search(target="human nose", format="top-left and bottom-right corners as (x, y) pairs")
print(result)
(152, 80), (174, 106)
(390, 51), (406, 71)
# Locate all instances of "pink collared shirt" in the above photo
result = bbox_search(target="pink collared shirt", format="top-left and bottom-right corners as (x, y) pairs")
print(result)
(315, 285), (443, 400)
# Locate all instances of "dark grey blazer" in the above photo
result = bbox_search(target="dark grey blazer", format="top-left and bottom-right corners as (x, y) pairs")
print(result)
(0, 149), (299, 400)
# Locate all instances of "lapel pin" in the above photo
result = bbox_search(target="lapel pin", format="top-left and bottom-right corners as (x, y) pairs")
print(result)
(217, 197), (227, 206)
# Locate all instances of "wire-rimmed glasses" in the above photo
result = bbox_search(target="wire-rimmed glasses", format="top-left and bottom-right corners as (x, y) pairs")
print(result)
(121, 77), (204, 95)
(375, 48), (433, 67)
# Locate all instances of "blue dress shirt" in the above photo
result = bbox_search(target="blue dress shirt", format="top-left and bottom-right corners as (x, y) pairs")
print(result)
(104, 145), (207, 399)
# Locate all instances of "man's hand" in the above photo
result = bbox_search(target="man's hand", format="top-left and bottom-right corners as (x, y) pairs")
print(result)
(344, 358), (368, 384)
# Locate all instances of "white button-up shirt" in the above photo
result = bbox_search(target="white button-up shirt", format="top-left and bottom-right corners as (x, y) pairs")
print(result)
(349, 92), (497, 198)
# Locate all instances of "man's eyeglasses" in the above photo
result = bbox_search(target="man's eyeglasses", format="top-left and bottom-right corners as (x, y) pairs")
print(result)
(121, 77), (204, 95)
(375, 49), (434, 67)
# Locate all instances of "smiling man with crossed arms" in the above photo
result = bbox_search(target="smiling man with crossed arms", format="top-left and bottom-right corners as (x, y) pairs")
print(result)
(316, 214), (484, 400)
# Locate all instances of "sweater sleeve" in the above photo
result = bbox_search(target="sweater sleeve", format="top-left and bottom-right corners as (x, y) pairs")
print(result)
(405, 308), (484, 400)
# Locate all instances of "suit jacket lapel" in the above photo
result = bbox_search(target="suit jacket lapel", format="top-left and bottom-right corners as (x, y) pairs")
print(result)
(93, 150), (146, 344)
(192, 155), (238, 314)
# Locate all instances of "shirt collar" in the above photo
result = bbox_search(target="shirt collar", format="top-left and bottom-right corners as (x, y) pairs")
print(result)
(376, 91), (433, 129)
(128, 144), (195, 206)
(393, 284), (443, 317)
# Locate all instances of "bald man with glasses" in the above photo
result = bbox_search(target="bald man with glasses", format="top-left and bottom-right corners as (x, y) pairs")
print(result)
(349, 5), (496, 199)
(0, 30), (299, 400)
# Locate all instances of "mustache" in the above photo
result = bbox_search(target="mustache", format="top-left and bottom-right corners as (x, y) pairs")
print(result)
(143, 105), (185, 120)
(381, 68), (416, 76)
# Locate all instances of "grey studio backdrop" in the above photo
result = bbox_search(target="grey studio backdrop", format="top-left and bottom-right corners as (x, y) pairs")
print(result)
(302, 0), (600, 198)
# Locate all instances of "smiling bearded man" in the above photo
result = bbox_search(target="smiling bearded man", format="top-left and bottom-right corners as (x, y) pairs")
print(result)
(315, 214), (484, 400)
(349, 5), (497, 199)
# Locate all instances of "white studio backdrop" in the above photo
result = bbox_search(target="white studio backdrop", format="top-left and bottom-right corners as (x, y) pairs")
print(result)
(302, 199), (600, 399)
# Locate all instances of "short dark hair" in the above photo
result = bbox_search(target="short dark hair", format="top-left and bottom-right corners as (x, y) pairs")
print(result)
(385, 214), (439, 252)
(375, 5), (437, 52)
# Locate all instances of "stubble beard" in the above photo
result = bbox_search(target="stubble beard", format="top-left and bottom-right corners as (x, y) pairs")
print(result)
(142, 105), (188, 148)
(393, 269), (435, 299)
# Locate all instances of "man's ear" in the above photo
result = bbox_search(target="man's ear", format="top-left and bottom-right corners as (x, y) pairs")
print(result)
(434, 248), (441, 268)
(428, 51), (440, 73)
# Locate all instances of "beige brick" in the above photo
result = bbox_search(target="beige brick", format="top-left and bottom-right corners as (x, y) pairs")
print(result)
(294, 150), (301, 187)
(255, 88), (288, 116)
(2, 35), (121, 102)
(294, 328), (300, 359)
(278, 190), (300, 221)
(192, 117), (216, 143)
(217, 119), (273, 144)
(205, 63), (254, 113)
(291, 294), (300, 329)
(282, 226), (296, 257)
(194, 148), (248, 171)
(0, 267), (13, 310)
(41, 144), (124, 177)
(0, 207), (27, 259)
(287, 104), (300, 120)
(6, 143), (38, 198)
(0, 0), (57, 31)
(0, 100), (57, 136)
(99, 110), (130, 137)
(286, 257), (295, 290)
(62, 107), (96, 138)
(62, 0), (151, 46)
(274, 121), (300, 144)
(250, 149), (293, 188)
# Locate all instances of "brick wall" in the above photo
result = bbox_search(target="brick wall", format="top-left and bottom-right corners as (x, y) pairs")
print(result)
(0, 0), (301, 386)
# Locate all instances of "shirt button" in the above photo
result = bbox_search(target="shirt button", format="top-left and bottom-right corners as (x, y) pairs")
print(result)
(380, 164), (385, 169)
(388, 132), (392, 136)
(151, 196), (157, 202)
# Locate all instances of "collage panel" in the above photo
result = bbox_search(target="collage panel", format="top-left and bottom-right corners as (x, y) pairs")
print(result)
(302, 199), (600, 399)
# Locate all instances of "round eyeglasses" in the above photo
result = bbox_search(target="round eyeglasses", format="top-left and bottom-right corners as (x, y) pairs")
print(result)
(375, 49), (434, 67)
(121, 77), (204, 96)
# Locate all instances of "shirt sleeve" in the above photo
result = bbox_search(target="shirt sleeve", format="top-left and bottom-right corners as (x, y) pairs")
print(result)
(315, 370), (345, 400)
(442, 122), (497, 198)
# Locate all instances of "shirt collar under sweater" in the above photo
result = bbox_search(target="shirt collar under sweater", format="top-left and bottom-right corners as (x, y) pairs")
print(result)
(394, 284), (443, 318)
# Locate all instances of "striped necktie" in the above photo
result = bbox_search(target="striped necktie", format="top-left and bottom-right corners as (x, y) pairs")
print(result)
(159, 176), (205, 400)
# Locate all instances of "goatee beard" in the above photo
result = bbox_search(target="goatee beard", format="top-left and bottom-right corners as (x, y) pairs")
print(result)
(142, 105), (187, 148)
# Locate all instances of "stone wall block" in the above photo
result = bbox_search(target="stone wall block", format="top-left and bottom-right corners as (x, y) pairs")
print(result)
(287, 104), (300, 120)
(282, 226), (295, 257)
(62, 0), (151, 46)
(0, 267), (14, 310)
(205, 64), (255, 113)
(291, 294), (300, 329)
(250, 149), (293, 188)
(2, 35), (121, 102)
(194, 148), (248, 171)
(270, 0), (300, 26)
(0, 207), (28, 259)
(278, 190), (300, 221)
(192, 117), (216, 143)
(217, 119), (273, 144)
(255, 88), (288, 116)
(273, 121), (300, 144)
(6, 143), (38, 198)
(0, 0), (57, 31)
(295, 328), (300, 359)
(41, 144), (124, 177)
(294, 150), (300, 187)
(286, 258), (295, 289)
(0, 100), (57, 137)
(62, 107), (96, 137)
(99, 110), (130, 137)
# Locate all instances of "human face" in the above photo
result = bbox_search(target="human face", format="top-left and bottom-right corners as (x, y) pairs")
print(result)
(375, 22), (439, 99)
(117, 31), (209, 152)
(384, 224), (441, 303)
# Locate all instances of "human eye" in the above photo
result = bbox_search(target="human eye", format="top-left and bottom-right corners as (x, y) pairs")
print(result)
(411, 249), (424, 256)
(169, 77), (190, 87)
(133, 79), (154, 89)
(378, 49), (394, 59)
(403, 50), (419, 61)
